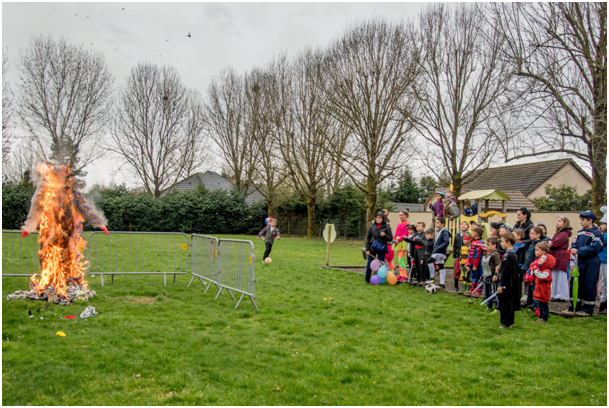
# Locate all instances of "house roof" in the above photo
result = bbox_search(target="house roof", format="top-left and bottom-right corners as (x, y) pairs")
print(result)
(463, 158), (591, 197)
(161, 171), (264, 204)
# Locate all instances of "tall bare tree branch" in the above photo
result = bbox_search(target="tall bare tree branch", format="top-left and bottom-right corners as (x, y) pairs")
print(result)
(109, 62), (212, 197)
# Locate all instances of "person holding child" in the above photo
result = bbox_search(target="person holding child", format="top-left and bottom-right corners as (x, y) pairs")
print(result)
(495, 232), (521, 328)
(549, 215), (572, 302)
(527, 241), (555, 323)
(364, 212), (394, 284)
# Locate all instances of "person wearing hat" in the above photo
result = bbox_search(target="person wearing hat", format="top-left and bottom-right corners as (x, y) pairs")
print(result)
(564, 210), (604, 316)
(597, 206), (607, 314)
(429, 190), (445, 218)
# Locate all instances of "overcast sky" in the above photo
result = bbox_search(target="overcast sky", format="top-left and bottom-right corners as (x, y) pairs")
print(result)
(2, 2), (590, 189)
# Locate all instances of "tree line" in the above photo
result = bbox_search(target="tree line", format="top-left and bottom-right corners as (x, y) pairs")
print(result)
(2, 3), (606, 238)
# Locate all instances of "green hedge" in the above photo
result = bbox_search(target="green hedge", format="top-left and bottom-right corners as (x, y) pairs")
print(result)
(1, 182), (393, 237)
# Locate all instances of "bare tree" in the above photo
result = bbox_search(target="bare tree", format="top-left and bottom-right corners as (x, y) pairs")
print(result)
(272, 47), (336, 237)
(244, 58), (289, 217)
(412, 3), (515, 199)
(110, 62), (211, 197)
(16, 35), (114, 179)
(318, 17), (421, 223)
(493, 2), (607, 214)
(3, 47), (13, 168)
(203, 67), (257, 195)
(3, 140), (35, 184)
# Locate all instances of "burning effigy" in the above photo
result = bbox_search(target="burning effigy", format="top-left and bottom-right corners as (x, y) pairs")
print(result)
(6, 164), (109, 305)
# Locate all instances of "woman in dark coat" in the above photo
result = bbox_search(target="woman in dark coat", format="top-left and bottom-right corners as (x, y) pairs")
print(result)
(549, 215), (572, 301)
(364, 212), (394, 283)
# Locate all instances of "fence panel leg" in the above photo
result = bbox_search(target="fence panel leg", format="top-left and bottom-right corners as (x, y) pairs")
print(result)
(249, 296), (259, 311)
(111, 275), (114, 285)
(235, 293), (245, 309)
(163, 273), (167, 286)
(215, 287), (224, 299)
(173, 274), (177, 284)
(101, 273), (104, 286)
(226, 288), (236, 301)
(188, 275), (195, 287)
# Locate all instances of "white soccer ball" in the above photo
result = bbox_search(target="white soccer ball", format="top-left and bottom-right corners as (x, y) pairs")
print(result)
(264, 257), (272, 263)
(425, 284), (438, 294)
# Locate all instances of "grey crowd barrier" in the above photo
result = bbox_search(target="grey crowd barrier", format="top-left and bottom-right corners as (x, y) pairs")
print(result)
(2, 230), (85, 277)
(3, 230), (258, 310)
(87, 231), (190, 286)
(188, 234), (220, 293)
(217, 239), (258, 310)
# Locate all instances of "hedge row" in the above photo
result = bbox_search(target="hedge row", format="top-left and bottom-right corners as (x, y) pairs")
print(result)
(1, 183), (393, 236)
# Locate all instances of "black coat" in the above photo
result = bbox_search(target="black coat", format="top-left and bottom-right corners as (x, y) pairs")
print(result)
(498, 250), (522, 312)
(365, 223), (393, 253)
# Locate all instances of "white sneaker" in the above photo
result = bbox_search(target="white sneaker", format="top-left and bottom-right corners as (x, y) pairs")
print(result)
(425, 280), (433, 284)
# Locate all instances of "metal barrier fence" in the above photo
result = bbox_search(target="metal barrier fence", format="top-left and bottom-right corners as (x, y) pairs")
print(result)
(217, 239), (258, 310)
(188, 234), (220, 293)
(2, 230), (86, 277)
(3, 230), (258, 310)
(87, 231), (190, 286)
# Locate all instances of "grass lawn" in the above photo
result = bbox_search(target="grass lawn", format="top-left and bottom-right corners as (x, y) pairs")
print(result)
(2, 234), (607, 405)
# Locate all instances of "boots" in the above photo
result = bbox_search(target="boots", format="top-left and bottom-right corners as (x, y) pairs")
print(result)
(454, 278), (459, 292)
(599, 302), (607, 315)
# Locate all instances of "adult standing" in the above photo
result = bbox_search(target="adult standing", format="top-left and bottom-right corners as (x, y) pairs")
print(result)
(364, 212), (394, 284)
(549, 215), (572, 301)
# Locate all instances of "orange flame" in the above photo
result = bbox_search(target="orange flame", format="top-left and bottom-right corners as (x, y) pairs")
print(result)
(30, 163), (88, 297)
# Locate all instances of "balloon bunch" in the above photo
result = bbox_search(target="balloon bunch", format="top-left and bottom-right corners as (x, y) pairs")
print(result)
(369, 257), (398, 285)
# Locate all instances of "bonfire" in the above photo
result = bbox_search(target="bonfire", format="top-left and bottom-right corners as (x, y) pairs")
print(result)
(6, 164), (108, 305)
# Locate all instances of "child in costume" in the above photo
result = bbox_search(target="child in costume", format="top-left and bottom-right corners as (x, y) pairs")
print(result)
(466, 227), (485, 296)
(392, 210), (411, 282)
(364, 212), (393, 284)
(429, 191), (445, 218)
(527, 241), (555, 322)
(408, 223), (422, 282)
(565, 211), (603, 316)
(522, 226), (544, 308)
(460, 233), (473, 293)
(452, 221), (470, 292)
(382, 209), (396, 275)
(427, 217), (451, 287)
(495, 232), (521, 328)
(258, 218), (280, 262)
(482, 237), (501, 312)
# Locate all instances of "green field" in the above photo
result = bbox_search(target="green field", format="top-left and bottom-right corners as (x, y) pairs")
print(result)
(2, 234), (607, 405)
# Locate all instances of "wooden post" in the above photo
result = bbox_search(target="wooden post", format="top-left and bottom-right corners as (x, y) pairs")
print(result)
(326, 224), (332, 266)
(502, 200), (507, 223)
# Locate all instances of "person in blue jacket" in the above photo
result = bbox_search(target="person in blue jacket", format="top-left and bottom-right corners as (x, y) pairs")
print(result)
(564, 211), (604, 316)
(598, 206), (607, 314)
(427, 216), (451, 287)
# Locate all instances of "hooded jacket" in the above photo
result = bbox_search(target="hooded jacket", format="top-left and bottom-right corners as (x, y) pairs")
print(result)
(432, 227), (451, 255)
(530, 254), (556, 303)
(549, 227), (572, 272)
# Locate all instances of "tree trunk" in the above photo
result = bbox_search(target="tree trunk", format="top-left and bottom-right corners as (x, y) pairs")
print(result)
(591, 94), (607, 216)
(452, 172), (463, 203)
(306, 197), (316, 239)
(267, 192), (275, 218)
(365, 176), (377, 226)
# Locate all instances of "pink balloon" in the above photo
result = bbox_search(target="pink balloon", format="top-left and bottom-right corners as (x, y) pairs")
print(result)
(371, 259), (381, 271)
